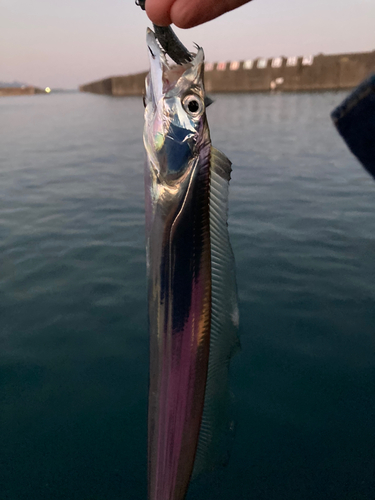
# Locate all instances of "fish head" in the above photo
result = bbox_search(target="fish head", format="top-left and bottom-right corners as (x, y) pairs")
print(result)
(144, 28), (210, 182)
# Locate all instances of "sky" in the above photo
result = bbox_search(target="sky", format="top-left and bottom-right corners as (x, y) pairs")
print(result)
(1, 0), (375, 89)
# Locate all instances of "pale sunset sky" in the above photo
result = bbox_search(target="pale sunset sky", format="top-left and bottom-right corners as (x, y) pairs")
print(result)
(1, 0), (374, 89)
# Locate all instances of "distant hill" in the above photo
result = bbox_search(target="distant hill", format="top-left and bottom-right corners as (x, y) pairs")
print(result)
(0, 81), (28, 88)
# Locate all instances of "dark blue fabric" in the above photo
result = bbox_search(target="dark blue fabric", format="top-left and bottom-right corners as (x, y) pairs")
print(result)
(332, 74), (375, 179)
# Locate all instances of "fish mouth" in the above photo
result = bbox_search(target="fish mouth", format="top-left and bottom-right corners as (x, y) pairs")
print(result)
(146, 28), (203, 101)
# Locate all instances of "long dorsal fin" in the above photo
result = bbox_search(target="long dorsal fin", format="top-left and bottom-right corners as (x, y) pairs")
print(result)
(193, 146), (240, 478)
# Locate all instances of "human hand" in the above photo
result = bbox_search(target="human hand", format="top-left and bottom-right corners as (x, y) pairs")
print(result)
(145, 0), (252, 29)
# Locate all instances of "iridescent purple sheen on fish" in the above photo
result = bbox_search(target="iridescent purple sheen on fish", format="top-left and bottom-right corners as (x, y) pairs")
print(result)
(143, 28), (239, 500)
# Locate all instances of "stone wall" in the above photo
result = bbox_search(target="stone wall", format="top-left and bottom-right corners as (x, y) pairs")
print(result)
(0, 86), (45, 97)
(79, 78), (113, 95)
(204, 51), (375, 92)
(79, 50), (375, 96)
(112, 72), (148, 96)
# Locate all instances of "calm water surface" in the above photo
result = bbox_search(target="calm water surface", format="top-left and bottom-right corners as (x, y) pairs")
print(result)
(0, 92), (374, 499)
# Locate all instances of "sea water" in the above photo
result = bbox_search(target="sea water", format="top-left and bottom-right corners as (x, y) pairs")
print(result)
(0, 92), (374, 499)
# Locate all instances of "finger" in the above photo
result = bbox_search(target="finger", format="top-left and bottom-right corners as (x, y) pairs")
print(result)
(145, 0), (174, 26)
(170, 0), (252, 29)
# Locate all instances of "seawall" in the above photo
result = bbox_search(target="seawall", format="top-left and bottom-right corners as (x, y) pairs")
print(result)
(79, 50), (375, 96)
(0, 86), (46, 97)
(79, 73), (147, 96)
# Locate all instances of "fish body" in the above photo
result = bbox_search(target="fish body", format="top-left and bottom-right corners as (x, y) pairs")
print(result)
(143, 29), (239, 500)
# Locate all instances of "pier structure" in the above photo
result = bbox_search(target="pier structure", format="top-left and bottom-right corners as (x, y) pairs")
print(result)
(0, 86), (46, 97)
(79, 73), (147, 96)
(79, 50), (375, 96)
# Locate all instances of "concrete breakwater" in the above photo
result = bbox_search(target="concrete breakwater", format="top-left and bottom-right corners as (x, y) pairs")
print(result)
(79, 50), (375, 96)
(79, 73), (147, 96)
(0, 86), (46, 97)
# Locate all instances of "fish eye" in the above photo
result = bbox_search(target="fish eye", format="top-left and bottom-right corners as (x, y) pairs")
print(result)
(182, 94), (204, 117)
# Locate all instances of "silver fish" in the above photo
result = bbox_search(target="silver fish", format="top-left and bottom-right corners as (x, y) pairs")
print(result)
(143, 28), (239, 500)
